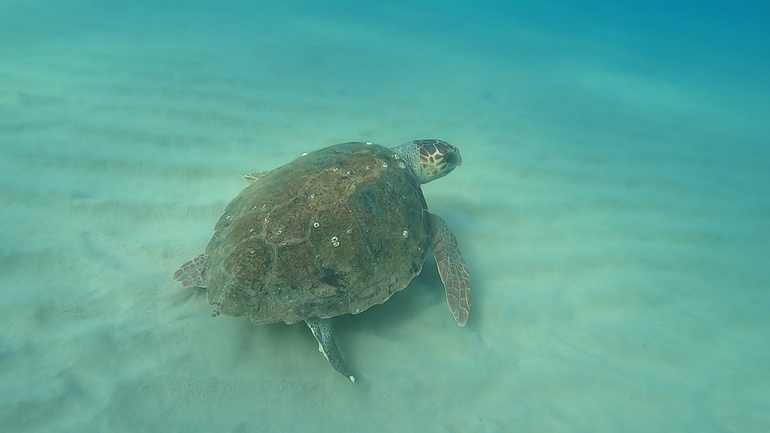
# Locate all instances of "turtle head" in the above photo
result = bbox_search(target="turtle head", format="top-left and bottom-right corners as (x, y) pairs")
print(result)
(391, 139), (462, 184)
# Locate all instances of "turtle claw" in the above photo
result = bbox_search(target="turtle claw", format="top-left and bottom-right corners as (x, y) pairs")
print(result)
(429, 214), (471, 326)
(306, 318), (356, 383)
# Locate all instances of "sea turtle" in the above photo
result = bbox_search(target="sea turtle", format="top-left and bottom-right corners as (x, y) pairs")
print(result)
(173, 139), (471, 382)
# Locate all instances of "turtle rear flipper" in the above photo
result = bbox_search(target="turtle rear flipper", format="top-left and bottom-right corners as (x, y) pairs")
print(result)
(173, 254), (208, 288)
(306, 318), (356, 383)
(429, 214), (471, 327)
(243, 171), (270, 184)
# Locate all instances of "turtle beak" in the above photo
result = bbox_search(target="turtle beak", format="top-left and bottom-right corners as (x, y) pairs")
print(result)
(443, 148), (462, 169)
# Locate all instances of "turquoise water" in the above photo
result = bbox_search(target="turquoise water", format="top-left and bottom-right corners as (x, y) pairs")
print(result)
(1, 1), (768, 432)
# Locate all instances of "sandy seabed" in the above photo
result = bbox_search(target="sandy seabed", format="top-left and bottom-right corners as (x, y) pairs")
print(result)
(1, 1), (768, 432)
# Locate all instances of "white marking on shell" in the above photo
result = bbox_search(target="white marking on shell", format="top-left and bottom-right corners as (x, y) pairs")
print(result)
(310, 193), (315, 199)
(382, 162), (388, 168)
(346, 229), (352, 234)
(398, 161), (406, 169)
(331, 236), (339, 247)
(301, 152), (308, 157)
(402, 230), (409, 237)
(365, 142), (372, 145)
(313, 222), (320, 228)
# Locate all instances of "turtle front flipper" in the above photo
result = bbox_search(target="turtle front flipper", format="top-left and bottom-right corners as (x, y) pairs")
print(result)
(305, 318), (356, 383)
(173, 254), (208, 288)
(429, 214), (471, 326)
